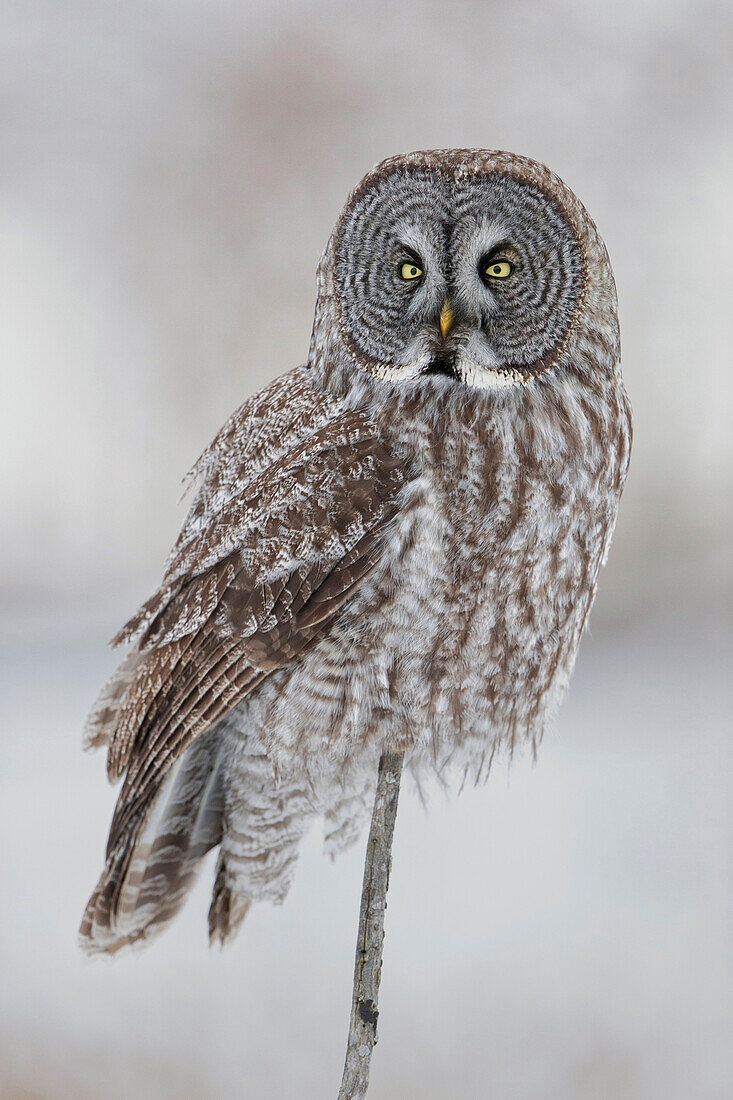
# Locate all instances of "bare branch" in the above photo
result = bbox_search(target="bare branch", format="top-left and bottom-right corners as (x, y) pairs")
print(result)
(337, 750), (405, 1100)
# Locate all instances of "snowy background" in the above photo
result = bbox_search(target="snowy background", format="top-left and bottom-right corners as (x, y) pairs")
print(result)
(1, 1), (731, 1097)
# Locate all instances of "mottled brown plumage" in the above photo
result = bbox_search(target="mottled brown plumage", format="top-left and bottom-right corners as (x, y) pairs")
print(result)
(81, 149), (631, 954)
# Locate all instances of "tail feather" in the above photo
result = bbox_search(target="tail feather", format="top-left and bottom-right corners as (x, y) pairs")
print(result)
(81, 716), (366, 955)
(80, 730), (224, 955)
(203, 723), (317, 946)
(207, 856), (251, 947)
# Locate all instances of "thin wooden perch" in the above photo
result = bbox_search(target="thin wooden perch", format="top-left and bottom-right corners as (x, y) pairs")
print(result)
(337, 750), (405, 1100)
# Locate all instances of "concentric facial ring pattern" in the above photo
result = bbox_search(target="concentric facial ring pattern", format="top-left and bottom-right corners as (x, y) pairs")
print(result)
(334, 165), (585, 379)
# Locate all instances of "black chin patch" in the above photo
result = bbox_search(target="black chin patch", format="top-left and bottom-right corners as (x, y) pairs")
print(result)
(423, 355), (457, 379)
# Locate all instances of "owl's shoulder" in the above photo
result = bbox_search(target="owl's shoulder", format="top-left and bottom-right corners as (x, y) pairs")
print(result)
(189, 365), (342, 487)
(167, 366), (344, 559)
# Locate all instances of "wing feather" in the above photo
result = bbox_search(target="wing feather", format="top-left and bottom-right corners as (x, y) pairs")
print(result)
(83, 391), (410, 945)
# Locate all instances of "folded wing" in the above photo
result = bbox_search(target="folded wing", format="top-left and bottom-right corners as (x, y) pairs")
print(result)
(81, 383), (408, 950)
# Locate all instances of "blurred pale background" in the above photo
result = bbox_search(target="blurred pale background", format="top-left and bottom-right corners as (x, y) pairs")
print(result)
(1, 1), (731, 1097)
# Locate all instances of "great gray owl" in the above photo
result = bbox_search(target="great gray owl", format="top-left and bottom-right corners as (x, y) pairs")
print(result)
(80, 149), (631, 954)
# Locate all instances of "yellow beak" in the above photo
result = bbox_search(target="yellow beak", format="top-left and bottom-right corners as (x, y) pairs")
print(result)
(439, 298), (455, 340)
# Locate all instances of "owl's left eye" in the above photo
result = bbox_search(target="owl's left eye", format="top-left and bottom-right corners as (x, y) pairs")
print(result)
(484, 260), (512, 279)
(400, 263), (423, 280)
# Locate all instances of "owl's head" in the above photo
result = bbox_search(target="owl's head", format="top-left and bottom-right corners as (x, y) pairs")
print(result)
(310, 150), (617, 392)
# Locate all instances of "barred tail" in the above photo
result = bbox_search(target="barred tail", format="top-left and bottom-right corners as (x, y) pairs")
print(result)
(80, 730), (224, 955)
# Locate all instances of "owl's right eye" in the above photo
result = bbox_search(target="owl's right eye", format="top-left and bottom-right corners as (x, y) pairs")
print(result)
(400, 263), (423, 280)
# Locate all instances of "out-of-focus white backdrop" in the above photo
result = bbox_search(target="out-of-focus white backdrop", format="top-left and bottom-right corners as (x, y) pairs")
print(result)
(1, 2), (731, 1097)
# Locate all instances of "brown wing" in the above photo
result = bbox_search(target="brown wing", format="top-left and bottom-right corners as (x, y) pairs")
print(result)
(166, 364), (342, 574)
(85, 407), (408, 933)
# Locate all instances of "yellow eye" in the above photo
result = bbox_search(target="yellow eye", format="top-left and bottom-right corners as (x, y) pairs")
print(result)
(401, 263), (423, 280)
(485, 260), (512, 279)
